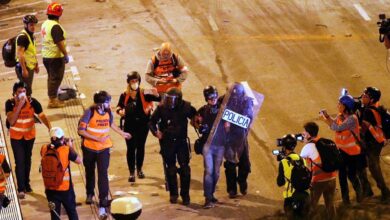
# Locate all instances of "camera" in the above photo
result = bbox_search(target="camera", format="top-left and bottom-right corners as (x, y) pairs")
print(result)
(377, 14), (390, 42)
(276, 133), (303, 146)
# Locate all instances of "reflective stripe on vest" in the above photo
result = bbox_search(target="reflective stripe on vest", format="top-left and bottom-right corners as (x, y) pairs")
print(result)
(83, 110), (112, 151)
(41, 145), (71, 191)
(369, 108), (386, 143)
(0, 155), (6, 193)
(16, 29), (37, 70)
(10, 100), (36, 140)
(124, 89), (154, 115)
(281, 153), (301, 198)
(41, 20), (67, 58)
(334, 114), (361, 155)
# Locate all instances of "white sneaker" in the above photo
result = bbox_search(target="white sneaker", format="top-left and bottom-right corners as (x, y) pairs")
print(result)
(98, 207), (108, 220)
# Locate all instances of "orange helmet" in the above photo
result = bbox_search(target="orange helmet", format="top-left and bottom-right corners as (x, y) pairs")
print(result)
(47, 2), (63, 17)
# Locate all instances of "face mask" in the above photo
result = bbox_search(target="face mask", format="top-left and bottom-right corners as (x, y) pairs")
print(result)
(130, 83), (139, 91)
(18, 92), (26, 99)
(51, 139), (63, 147)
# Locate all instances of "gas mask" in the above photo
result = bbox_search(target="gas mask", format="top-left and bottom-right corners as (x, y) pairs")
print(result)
(130, 82), (139, 91)
(97, 102), (110, 114)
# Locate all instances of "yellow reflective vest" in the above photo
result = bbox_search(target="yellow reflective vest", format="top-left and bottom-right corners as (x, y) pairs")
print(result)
(16, 29), (37, 70)
(41, 20), (67, 58)
(281, 153), (307, 198)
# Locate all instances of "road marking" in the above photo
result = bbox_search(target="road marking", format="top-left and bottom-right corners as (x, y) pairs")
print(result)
(0, 1), (44, 13)
(207, 14), (219, 32)
(0, 12), (39, 22)
(353, 3), (371, 21)
(70, 66), (78, 75)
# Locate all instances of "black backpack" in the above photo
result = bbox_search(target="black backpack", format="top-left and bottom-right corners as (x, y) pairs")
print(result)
(369, 106), (390, 139)
(2, 36), (17, 67)
(286, 156), (312, 192)
(314, 138), (341, 172)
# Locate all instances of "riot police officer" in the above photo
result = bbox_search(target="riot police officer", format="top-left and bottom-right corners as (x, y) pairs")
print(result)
(223, 83), (253, 198)
(149, 88), (196, 205)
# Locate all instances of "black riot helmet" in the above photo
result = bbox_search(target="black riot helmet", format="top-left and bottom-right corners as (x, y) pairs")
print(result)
(164, 88), (182, 109)
(231, 82), (245, 98)
(363, 86), (381, 103)
(281, 134), (297, 150)
(203, 85), (218, 102)
(93, 90), (111, 104)
(127, 71), (141, 84)
(23, 15), (38, 25)
(13, 81), (27, 95)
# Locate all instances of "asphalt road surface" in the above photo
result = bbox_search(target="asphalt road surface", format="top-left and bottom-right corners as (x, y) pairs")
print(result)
(1, 0), (390, 219)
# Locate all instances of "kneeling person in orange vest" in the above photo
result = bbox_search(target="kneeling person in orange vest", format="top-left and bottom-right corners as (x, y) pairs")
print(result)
(41, 127), (81, 220)
(78, 91), (131, 219)
(0, 153), (11, 211)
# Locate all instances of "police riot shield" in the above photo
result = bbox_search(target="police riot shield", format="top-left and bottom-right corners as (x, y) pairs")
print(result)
(203, 82), (264, 163)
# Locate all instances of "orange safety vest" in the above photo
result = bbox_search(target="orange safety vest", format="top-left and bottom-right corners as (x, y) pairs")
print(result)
(0, 154), (6, 194)
(152, 55), (181, 93)
(124, 89), (154, 115)
(83, 109), (113, 151)
(368, 104), (386, 143)
(40, 145), (71, 191)
(10, 99), (35, 140)
(309, 155), (337, 183)
(335, 114), (361, 155)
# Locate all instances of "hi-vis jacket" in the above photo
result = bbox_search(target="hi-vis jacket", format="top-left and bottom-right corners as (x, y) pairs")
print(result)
(79, 109), (113, 151)
(41, 19), (67, 58)
(0, 154), (7, 194)
(16, 29), (37, 70)
(335, 114), (361, 156)
(10, 99), (35, 140)
(367, 103), (386, 144)
(124, 89), (153, 115)
(151, 54), (181, 93)
(41, 145), (71, 191)
(280, 153), (307, 198)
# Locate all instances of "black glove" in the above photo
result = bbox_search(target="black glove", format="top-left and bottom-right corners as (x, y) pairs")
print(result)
(172, 68), (182, 78)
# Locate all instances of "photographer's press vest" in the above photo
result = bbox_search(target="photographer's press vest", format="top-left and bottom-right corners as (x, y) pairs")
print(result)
(40, 145), (71, 191)
(0, 155), (6, 194)
(124, 89), (154, 115)
(281, 153), (300, 198)
(368, 103), (386, 144)
(152, 54), (181, 93)
(41, 20), (67, 58)
(10, 99), (35, 140)
(15, 29), (37, 70)
(83, 110), (113, 151)
(335, 114), (361, 156)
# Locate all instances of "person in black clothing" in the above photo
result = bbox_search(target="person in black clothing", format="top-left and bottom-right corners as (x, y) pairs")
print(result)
(360, 87), (390, 201)
(0, 152), (11, 212)
(223, 83), (253, 198)
(149, 88), (196, 205)
(15, 15), (39, 96)
(116, 71), (160, 183)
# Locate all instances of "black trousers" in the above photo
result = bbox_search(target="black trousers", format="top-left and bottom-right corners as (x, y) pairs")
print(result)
(45, 186), (79, 220)
(82, 147), (110, 207)
(15, 63), (34, 96)
(160, 138), (190, 198)
(124, 125), (149, 174)
(224, 147), (251, 195)
(339, 150), (363, 202)
(10, 138), (34, 192)
(43, 58), (65, 98)
(366, 140), (389, 193)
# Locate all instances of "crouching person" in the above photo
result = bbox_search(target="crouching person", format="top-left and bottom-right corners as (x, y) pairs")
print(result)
(41, 127), (82, 220)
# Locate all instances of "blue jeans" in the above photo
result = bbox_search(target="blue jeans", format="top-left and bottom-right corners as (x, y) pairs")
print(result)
(203, 145), (225, 199)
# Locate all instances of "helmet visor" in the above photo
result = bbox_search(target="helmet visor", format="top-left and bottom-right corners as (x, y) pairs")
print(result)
(163, 94), (177, 109)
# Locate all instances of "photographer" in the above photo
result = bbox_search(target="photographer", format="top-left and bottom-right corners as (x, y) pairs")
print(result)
(0, 152), (11, 211)
(276, 134), (310, 220)
(41, 127), (82, 220)
(300, 122), (336, 219)
(320, 95), (363, 204)
(194, 85), (224, 209)
(378, 14), (390, 48)
(360, 87), (390, 201)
